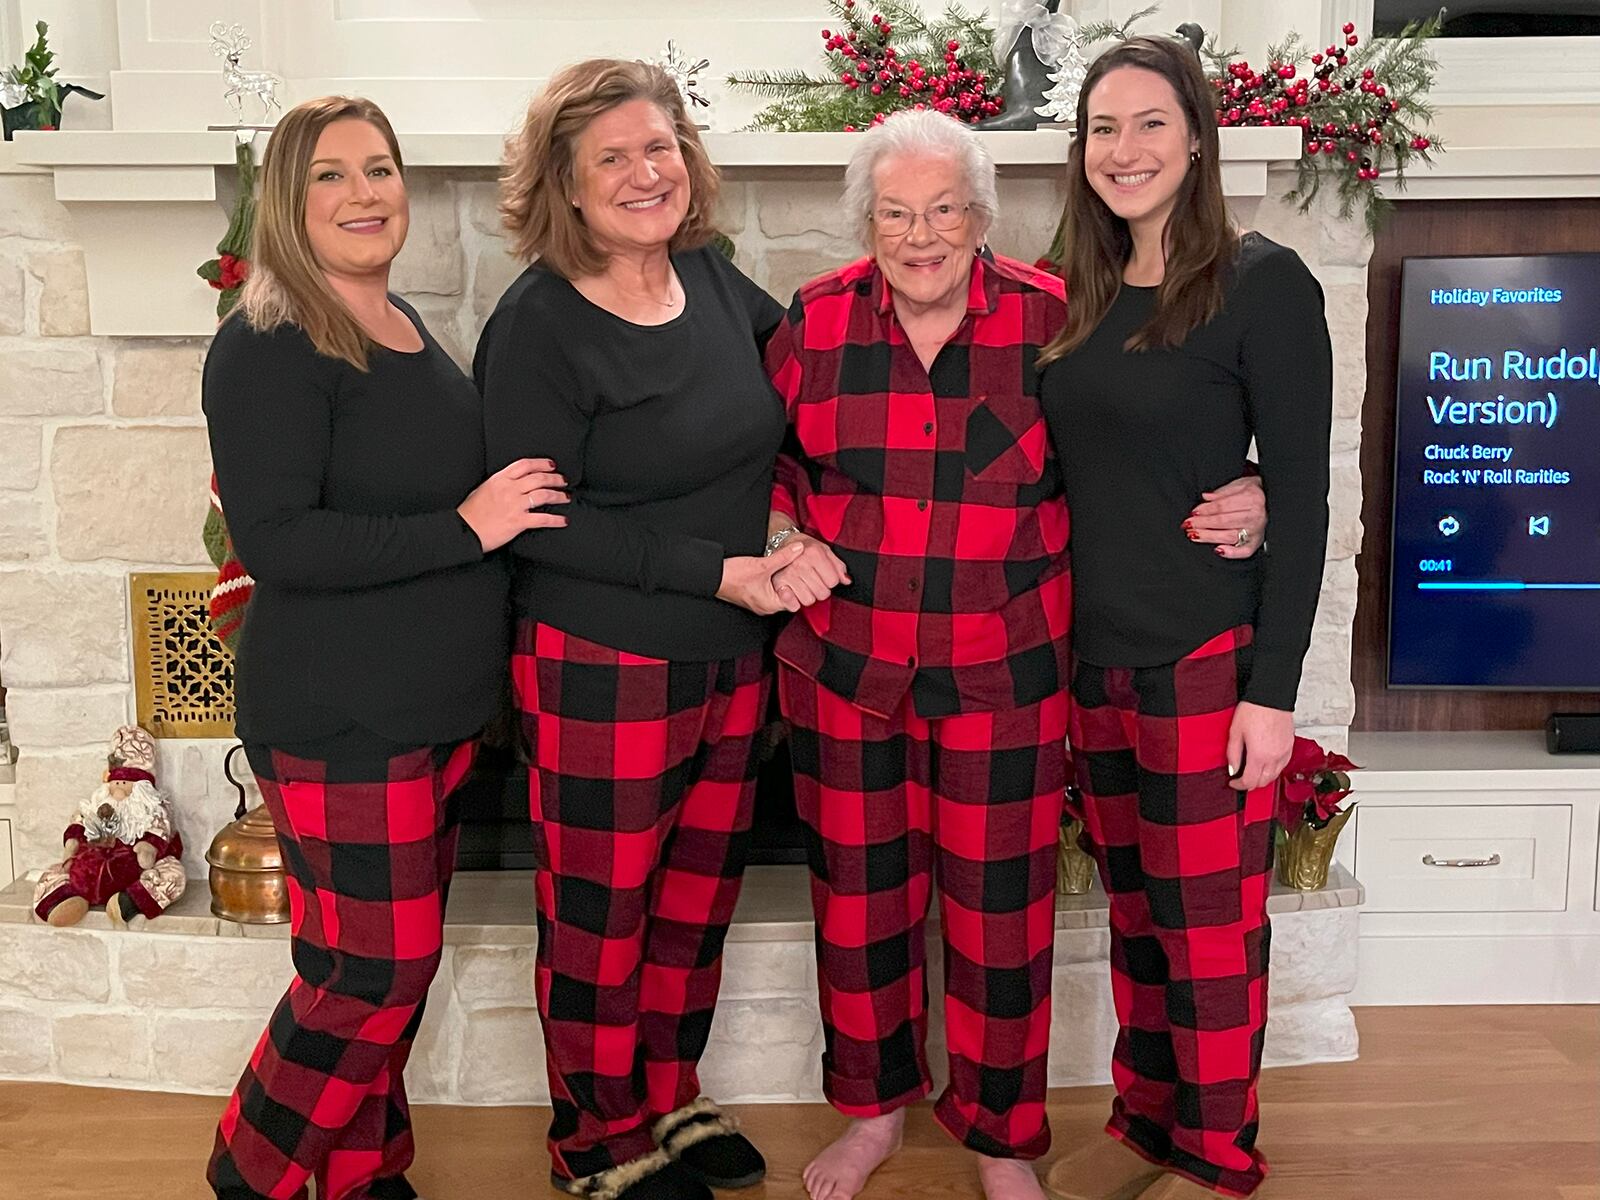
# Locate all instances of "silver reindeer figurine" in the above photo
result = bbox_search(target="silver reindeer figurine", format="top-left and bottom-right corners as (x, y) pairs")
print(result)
(209, 22), (282, 125)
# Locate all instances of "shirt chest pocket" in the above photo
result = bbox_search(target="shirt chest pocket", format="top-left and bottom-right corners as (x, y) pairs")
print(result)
(964, 392), (1048, 485)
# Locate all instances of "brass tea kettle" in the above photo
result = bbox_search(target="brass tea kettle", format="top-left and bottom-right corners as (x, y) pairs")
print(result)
(206, 744), (290, 924)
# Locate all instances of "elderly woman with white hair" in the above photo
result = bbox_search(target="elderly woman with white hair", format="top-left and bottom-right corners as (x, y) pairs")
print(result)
(760, 109), (1268, 1200)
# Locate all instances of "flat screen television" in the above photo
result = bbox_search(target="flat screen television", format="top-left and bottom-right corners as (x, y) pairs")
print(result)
(1387, 252), (1600, 690)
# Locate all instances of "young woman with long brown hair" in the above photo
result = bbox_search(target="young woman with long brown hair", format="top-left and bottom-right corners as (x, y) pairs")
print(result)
(1038, 36), (1332, 1200)
(203, 95), (565, 1200)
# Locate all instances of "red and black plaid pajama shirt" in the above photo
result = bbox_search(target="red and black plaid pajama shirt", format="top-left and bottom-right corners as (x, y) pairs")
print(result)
(765, 253), (1073, 1160)
(209, 738), (477, 1200)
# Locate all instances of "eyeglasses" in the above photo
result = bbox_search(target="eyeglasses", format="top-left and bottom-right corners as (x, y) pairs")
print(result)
(870, 203), (971, 237)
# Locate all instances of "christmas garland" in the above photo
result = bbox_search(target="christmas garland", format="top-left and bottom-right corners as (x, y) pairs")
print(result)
(1203, 15), (1443, 234)
(731, 3), (1440, 245)
(728, 0), (1003, 131)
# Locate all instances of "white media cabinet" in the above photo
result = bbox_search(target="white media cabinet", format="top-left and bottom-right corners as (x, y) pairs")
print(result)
(1343, 730), (1600, 1004)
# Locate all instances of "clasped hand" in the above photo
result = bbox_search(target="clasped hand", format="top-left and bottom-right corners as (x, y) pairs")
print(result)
(717, 533), (850, 616)
(771, 533), (851, 608)
(1185, 475), (1268, 558)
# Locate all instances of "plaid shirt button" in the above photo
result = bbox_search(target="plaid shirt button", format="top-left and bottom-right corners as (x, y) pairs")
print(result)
(917, 499), (928, 510)
(923, 422), (934, 435)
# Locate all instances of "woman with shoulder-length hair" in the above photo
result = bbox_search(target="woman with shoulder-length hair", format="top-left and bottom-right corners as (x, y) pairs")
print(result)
(1038, 36), (1333, 1200)
(203, 94), (566, 1200)
(477, 59), (803, 1200)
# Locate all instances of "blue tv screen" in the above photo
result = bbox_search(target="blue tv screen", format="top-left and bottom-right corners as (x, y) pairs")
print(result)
(1388, 252), (1600, 690)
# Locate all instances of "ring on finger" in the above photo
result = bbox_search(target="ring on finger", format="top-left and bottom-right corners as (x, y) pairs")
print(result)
(1234, 528), (1250, 547)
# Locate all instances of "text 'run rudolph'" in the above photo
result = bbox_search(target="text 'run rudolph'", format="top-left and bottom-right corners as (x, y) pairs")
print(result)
(1425, 347), (1600, 429)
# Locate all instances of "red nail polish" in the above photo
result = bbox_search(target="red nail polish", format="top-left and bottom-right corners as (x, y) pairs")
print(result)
(1187, 531), (1199, 541)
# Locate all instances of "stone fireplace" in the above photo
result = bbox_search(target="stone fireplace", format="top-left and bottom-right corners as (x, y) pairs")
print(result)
(0, 129), (1362, 873)
(0, 124), (1366, 1096)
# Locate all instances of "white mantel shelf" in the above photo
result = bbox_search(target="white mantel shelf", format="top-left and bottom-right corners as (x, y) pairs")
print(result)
(1393, 146), (1600, 200)
(11, 129), (1593, 197)
(11, 125), (1304, 171)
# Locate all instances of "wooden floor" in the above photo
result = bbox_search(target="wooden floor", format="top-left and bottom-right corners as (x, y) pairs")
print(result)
(1, 1007), (1595, 1200)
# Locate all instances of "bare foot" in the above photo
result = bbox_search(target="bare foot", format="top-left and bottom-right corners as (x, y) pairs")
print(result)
(802, 1110), (905, 1200)
(977, 1155), (1046, 1200)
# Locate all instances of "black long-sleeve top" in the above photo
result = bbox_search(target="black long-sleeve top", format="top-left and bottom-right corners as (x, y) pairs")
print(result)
(1040, 233), (1333, 710)
(202, 300), (508, 753)
(474, 245), (786, 662)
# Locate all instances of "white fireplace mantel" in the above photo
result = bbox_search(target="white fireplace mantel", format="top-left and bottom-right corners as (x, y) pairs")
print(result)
(4, 126), (1305, 338)
(10, 126), (1311, 171)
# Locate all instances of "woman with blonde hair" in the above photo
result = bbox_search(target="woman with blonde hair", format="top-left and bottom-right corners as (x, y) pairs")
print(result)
(477, 59), (799, 1200)
(203, 94), (565, 1200)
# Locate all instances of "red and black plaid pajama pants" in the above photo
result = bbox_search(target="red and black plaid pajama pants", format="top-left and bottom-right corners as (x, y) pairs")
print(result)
(1067, 625), (1275, 1197)
(514, 621), (769, 1184)
(779, 665), (1069, 1160)
(208, 738), (477, 1200)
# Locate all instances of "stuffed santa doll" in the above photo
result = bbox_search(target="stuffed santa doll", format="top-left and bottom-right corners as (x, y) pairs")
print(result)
(32, 724), (186, 928)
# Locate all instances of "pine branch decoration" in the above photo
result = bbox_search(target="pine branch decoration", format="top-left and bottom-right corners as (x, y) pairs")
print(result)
(724, 67), (841, 97)
(728, 0), (1003, 132)
(1212, 13), (1444, 235)
(1075, 5), (1162, 46)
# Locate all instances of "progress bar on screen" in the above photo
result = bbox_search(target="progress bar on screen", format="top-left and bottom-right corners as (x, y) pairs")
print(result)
(1418, 581), (1600, 591)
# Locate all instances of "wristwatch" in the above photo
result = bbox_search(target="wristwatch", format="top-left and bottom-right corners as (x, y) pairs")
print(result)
(764, 527), (799, 557)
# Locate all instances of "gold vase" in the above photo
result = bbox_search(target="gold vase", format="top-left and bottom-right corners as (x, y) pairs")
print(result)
(1056, 818), (1095, 895)
(1274, 805), (1355, 891)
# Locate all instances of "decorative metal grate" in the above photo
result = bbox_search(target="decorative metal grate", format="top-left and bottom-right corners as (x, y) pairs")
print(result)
(130, 572), (236, 738)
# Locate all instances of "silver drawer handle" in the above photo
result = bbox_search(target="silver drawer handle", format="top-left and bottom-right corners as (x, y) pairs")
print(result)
(1422, 853), (1502, 869)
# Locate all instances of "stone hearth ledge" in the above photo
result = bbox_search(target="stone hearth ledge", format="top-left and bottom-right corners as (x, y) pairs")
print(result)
(0, 865), (1361, 1100)
(0, 862), (1361, 942)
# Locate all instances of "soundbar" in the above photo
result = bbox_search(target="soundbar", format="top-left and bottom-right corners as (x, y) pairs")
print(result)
(1546, 713), (1600, 754)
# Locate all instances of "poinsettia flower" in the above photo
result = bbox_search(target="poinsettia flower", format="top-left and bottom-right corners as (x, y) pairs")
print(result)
(1309, 786), (1349, 825)
(1277, 736), (1360, 830)
(1282, 735), (1326, 778)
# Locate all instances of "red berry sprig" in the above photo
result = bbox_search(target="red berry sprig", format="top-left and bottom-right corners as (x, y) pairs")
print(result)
(1211, 23), (1433, 191)
(820, 6), (1001, 128)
